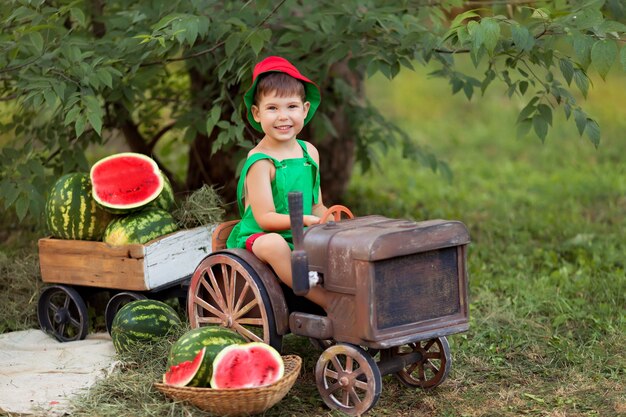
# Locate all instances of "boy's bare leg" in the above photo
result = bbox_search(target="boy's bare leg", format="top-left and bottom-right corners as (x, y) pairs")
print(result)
(251, 233), (331, 309)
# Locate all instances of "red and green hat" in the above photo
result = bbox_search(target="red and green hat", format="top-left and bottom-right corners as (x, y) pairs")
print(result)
(243, 56), (321, 132)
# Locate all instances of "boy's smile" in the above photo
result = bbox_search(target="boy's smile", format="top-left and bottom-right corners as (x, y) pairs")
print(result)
(252, 93), (310, 143)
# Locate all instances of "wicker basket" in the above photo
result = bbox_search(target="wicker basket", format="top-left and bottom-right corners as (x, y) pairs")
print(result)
(154, 355), (302, 416)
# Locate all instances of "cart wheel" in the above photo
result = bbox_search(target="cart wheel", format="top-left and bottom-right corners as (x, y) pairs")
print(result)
(315, 343), (382, 416)
(105, 291), (148, 335)
(188, 253), (282, 351)
(320, 205), (354, 223)
(389, 336), (451, 389)
(37, 285), (89, 342)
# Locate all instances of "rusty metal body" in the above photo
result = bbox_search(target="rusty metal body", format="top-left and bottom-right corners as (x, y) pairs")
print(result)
(291, 215), (470, 348)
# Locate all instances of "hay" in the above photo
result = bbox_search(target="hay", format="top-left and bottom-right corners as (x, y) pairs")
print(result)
(173, 184), (225, 229)
(0, 250), (41, 333)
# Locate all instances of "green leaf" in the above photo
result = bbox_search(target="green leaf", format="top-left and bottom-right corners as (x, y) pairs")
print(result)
(249, 31), (265, 56)
(572, 32), (593, 69)
(205, 106), (221, 137)
(87, 112), (102, 136)
(511, 25), (534, 52)
(574, 109), (587, 135)
(585, 119), (600, 147)
(532, 114), (548, 142)
(537, 104), (552, 126)
(96, 68), (113, 89)
(573, 69), (589, 98)
(1, 181), (20, 209)
(225, 32), (241, 57)
(28, 32), (44, 54)
(591, 39), (618, 79)
(75, 113), (86, 137)
(15, 194), (29, 222)
(558, 58), (574, 85)
(517, 96), (539, 123)
(519, 80), (528, 95)
(480, 18), (500, 55)
(621, 47), (626, 71)
(70, 7), (86, 27)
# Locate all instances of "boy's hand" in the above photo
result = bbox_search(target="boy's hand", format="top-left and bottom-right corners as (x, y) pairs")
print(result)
(303, 215), (321, 226)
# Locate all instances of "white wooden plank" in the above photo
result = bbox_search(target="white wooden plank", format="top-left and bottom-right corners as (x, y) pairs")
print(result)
(143, 225), (216, 290)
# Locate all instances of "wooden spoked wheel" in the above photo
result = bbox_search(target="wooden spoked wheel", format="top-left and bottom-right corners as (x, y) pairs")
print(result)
(105, 291), (147, 335)
(37, 285), (89, 342)
(319, 205), (354, 223)
(187, 253), (282, 350)
(315, 343), (382, 416)
(389, 336), (451, 389)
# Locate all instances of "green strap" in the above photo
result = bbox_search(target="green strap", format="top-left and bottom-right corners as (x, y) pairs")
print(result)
(236, 153), (279, 216)
(235, 140), (319, 216)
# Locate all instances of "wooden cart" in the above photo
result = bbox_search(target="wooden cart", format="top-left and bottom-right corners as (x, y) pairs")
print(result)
(37, 225), (215, 342)
(186, 194), (471, 416)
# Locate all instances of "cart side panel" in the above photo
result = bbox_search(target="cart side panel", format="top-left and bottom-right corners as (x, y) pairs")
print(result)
(38, 238), (147, 290)
(143, 225), (215, 289)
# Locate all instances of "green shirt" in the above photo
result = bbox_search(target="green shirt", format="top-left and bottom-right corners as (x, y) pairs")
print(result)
(226, 140), (320, 249)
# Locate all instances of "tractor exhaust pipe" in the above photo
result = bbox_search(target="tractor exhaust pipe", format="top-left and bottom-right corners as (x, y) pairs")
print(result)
(288, 192), (310, 296)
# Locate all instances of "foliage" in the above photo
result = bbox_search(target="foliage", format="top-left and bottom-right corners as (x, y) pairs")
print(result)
(2, 63), (625, 415)
(0, 0), (624, 227)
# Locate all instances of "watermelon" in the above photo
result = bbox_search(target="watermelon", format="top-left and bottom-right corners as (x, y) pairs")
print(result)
(103, 208), (178, 246)
(149, 172), (175, 211)
(45, 173), (113, 241)
(110, 299), (182, 353)
(163, 347), (205, 387)
(167, 326), (247, 387)
(210, 342), (284, 389)
(90, 152), (163, 213)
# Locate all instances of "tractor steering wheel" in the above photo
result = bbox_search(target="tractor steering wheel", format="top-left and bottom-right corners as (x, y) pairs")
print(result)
(319, 205), (354, 223)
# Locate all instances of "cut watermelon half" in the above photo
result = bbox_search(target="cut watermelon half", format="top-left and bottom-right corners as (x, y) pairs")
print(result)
(90, 152), (164, 212)
(210, 342), (284, 389)
(163, 347), (206, 387)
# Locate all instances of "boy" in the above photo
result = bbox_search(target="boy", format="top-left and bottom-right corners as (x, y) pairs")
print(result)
(226, 56), (333, 310)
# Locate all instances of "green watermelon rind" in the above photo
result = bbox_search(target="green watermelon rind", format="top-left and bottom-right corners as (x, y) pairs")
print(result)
(148, 172), (175, 212)
(90, 152), (164, 213)
(167, 326), (247, 387)
(45, 173), (113, 241)
(163, 347), (206, 386)
(111, 300), (182, 353)
(102, 208), (178, 246)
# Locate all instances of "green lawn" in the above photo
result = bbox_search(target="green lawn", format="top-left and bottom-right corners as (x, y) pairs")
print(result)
(2, 58), (624, 416)
(345, 59), (626, 416)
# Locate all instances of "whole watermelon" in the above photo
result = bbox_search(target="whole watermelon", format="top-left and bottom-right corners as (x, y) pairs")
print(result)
(103, 208), (178, 246)
(45, 173), (113, 241)
(111, 299), (182, 353)
(167, 326), (247, 387)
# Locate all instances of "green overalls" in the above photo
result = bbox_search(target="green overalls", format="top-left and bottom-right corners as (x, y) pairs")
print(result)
(226, 140), (320, 250)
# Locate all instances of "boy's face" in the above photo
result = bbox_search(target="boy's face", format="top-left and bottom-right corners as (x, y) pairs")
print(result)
(251, 91), (310, 143)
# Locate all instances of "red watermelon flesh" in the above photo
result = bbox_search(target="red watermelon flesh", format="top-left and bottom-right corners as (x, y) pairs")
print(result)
(90, 153), (163, 211)
(163, 347), (206, 386)
(210, 342), (284, 389)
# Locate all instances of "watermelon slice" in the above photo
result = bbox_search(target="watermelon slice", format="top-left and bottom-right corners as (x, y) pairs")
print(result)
(163, 347), (206, 387)
(210, 342), (284, 389)
(90, 152), (164, 212)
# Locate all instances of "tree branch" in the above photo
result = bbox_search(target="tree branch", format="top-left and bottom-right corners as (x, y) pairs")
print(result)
(148, 122), (176, 149)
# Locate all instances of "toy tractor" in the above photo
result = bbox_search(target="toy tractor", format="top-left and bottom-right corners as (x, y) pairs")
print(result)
(187, 192), (470, 415)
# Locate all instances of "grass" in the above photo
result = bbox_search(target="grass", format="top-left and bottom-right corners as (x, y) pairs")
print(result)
(1, 57), (625, 416)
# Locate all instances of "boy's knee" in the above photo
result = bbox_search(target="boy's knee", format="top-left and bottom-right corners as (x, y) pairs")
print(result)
(252, 233), (290, 259)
